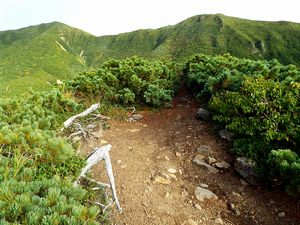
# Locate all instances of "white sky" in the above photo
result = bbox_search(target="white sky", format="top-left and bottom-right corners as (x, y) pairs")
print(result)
(0, 0), (299, 36)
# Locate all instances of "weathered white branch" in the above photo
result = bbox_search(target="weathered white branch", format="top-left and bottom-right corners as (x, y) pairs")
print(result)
(127, 107), (136, 117)
(74, 144), (122, 212)
(102, 199), (114, 213)
(103, 148), (122, 211)
(63, 103), (100, 129)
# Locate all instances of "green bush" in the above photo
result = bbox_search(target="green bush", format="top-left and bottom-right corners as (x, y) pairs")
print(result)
(0, 176), (100, 225)
(67, 56), (180, 106)
(185, 54), (300, 100)
(209, 77), (300, 194)
(268, 149), (300, 194)
(209, 77), (300, 145)
(185, 54), (300, 194)
(0, 89), (108, 224)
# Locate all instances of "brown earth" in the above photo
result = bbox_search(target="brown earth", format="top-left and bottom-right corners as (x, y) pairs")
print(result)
(86, 95), (300, 225)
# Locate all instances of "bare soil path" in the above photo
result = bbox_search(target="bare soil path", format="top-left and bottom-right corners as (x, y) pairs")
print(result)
(88, 95), (300, 225)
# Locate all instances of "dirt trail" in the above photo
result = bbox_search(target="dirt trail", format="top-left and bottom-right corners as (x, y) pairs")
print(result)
(89, 95), (299, 225)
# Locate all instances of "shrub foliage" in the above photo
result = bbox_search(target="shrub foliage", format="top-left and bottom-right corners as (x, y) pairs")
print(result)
(67, 56), (179, 106)
(0, 89), (107, 224)
(185, 54), (300, 194)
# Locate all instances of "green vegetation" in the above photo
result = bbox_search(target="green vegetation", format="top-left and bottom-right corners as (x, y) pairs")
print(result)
(0, 56), (180, 223)
(1, 13), (300, 221)
(184, 54), (300, 194)
(0, 48), (300, 223)
(0, 89), (109, 224)
(2, 14), (300, 95)
(66, 57), (179, 107)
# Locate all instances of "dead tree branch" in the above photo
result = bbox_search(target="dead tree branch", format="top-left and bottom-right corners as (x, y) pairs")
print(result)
(74, 144), (122, 212)
(62, 103), (100, 130)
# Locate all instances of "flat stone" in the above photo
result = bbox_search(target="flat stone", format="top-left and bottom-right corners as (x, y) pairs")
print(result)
(193, 154), (205, 162)
(215, 161), (231, 170)
(193, 156), (219, 174)
(278, 212), (285, 217)
(195, 187), (218, 202)
(116, 160), (122, 164)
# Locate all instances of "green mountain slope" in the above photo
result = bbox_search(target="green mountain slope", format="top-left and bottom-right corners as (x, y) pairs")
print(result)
(0, 22), (94, 95)
(96, 14), (300, 64)
(1, 14), (300, 95)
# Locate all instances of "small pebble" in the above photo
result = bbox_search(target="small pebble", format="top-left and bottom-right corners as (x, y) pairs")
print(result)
(194, 204), (201, 210)
(214, 218), (224, 225)
(168, 168), (177, 174)
(176, 152), (182, 157)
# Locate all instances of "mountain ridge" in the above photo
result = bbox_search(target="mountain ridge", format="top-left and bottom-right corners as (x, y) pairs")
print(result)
(1, 13), (300, 95)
